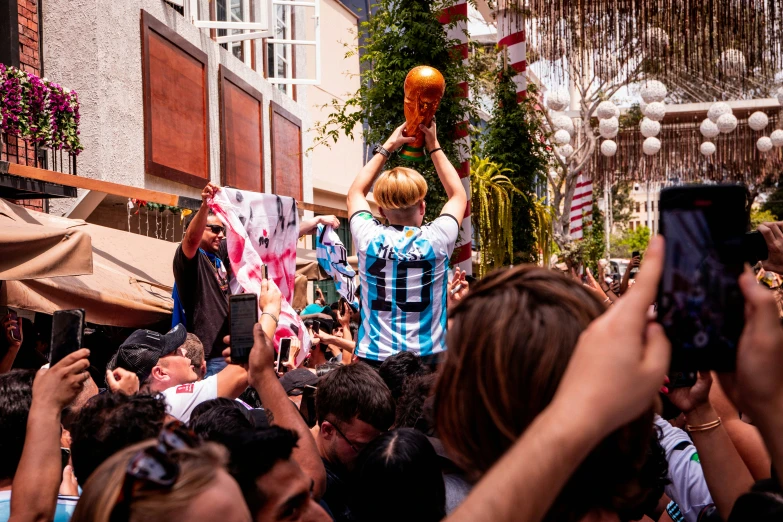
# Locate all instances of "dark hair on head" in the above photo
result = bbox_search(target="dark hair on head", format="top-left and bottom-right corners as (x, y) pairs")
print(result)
(316, 363), (395, 431)
(315, 361), (341, 377)
(189, 401), (254, 445)
(0, 370), (36, 480)
(70, 392), (166, 487)
(227, 427), (299, 516)
(352, 429), (445, 522)
(379, 351), (430, 401)
(394, 373), (436, 433)
(435, 265), (659, 522)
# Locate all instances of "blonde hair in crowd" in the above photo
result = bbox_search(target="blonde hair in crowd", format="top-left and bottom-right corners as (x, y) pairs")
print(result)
(70, 440), (227, 522)
(373, 167), (428, 210)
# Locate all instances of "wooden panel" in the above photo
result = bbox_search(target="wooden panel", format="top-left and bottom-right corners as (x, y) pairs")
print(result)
(141, 11), (210, 189)
(219, 66), (264, 192)
(270, 101), (302, 200)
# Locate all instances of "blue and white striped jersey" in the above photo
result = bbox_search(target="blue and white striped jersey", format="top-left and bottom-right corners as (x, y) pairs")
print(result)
(350, 210), (459, 361)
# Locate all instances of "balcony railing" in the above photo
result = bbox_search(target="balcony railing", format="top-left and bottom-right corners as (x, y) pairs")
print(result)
(1, 132), (78, 175)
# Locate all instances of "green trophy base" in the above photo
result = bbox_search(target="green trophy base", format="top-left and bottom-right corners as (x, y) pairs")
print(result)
(399, 145), (426, 162)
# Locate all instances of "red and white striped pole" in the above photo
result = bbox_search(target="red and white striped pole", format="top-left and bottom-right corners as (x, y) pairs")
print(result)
(496, 1), (527, 101)
(439, 0), (472, 275)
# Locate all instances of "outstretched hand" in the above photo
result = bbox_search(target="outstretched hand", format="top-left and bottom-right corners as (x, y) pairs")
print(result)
(666, 371), (712, 414)
(33, 349), (91, 411)
(552, 236), (670, 436)
(759, 221), (783, 274)
(447, 267), (469, 309)
(383, 123), (417, 153)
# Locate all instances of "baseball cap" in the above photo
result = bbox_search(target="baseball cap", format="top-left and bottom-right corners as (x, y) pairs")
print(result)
(278, 368), (320, 396)
(107, 324), (187, 384)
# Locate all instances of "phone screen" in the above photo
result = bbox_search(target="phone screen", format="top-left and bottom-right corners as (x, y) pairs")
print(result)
(657, 185), (748, 371)
(299, 385), (318, 428)
(50, 309), (85, 366)
(277, 338), (292, 373)
(229, 294), (258, 364)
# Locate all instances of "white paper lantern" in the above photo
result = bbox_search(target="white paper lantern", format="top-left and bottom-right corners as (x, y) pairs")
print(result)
(777, 87), (783, 108)
(599, 117), (619, 139)
(640, 117), (661, 138)
(717, 113), (738, 134)
(644, 102), (666, 122)
(719, 49), (746, 78)
(757, 136), (773, 153)
(554, 129), (572, 145)
(708, 102), (732, 123)
(600, 140), (618, 157)
(597, 101), (618, 120)
(558, 144), (574, 158)
(547, 89), (571, 112)
(699, 118), (720, 139)
(640, 80), (667, 103)
(552, 113), (575, 135)
(771, 129), (783, 147)
(700, 142), (716, 156)
(643, 137), (662, 155)
(748, 111), (770, 131)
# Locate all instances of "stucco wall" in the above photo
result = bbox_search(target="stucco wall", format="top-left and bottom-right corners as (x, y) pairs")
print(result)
(43, 0), (312, 215)
(305, 0), (363, 211)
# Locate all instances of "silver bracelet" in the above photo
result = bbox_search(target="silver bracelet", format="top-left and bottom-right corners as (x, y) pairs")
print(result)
(261, 312), (279, 325)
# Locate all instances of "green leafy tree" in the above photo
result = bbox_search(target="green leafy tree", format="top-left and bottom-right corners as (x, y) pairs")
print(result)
(762, 189), (783, 223)
(610, 226), (651, 258)
(751, 208), (777, 229)
(595, 181), (636, 230)
(470, 157), (521, 277)
(312, 0), (474, 223)
(480, 71), (551, 263)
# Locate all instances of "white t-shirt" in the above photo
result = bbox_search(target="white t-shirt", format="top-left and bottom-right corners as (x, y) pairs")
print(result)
(161, 376), (218, 423)
(655, 415), (714, 522)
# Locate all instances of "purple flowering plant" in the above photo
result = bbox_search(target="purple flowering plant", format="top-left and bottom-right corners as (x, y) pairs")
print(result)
(0, 64), (82, 154)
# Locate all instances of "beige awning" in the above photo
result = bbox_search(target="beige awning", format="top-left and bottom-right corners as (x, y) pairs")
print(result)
(0, 199), (93, 280)
(0, 199), (178, 327)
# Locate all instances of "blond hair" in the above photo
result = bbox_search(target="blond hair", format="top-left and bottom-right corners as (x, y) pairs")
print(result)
(71, 440), (228, 522)
(373, 167), (428, 210)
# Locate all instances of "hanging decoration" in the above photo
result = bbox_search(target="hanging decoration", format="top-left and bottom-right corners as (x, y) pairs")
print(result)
(640, 118), (661, 138)
(644, 102), (666, 122)
(708, 103), (732, 123)
(643, 137), (662, 155)
(599, 117), (619, 139)
(558, 144), (574, 159)
(757, 136), (773, 153)
(771, 129), (783, 147)
(717, 113), (739, 134)
(552, 113), (575, 135)
(700, 142), (716, 156)
(597, 101), (618, 120)
(554, 129), (571, 145)
(748, 111), (770, 132)
(700, 119), (720, 139)
(777, 88), (783, 107)
(520, 1), (783, 93)
(600, 140), (618, 157)
(639, 80), (667, 103)
(546, 89), (570, 112)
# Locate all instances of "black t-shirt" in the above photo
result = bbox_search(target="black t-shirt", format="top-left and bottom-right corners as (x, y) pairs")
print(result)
(173, 241), (230, 359)
(729, 478), (783, 521)
(322, 458), (355, 522)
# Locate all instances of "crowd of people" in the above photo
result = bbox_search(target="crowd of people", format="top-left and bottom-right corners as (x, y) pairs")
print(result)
(3, 121), (783, 522)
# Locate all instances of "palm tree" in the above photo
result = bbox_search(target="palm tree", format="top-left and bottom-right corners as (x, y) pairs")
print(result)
(470, 156), (521, 277)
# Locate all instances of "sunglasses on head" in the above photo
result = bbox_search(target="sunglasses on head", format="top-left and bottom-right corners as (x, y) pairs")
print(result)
(109, 421), (199, 521)
(205, 224), (225, 235)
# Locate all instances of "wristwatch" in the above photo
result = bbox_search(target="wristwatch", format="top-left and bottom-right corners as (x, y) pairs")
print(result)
(373, 144), (391, 159)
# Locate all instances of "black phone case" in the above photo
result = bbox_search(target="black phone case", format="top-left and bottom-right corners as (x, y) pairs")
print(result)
(50, 309), (85, 366)
(229, 294), (258, 364)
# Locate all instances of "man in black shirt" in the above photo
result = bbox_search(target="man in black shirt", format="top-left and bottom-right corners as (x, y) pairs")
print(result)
(174, 182), (341, 377)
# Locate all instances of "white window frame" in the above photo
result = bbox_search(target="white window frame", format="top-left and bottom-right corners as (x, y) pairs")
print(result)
(188, 0), (270, 43)
(266, 0), (321, 86)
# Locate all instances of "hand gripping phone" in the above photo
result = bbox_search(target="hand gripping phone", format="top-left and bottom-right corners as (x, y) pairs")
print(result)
(50, 309), (86, 366)
(276, 338), (292, 374)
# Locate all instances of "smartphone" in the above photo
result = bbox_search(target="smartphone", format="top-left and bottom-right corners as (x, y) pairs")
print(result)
(262, 264), (269, 280)
(50, 309), (85, 366)
(657, 185), (748, 372)
(229, 294), (258, 364)
(312, 320), (320, 335)
(629, 251), (641, 279)
(632, 251), (640, 258)
(276, 337), (292, 374)
(669, 371), (697, 389)
(299, 385), (318, 428)
(7, 310), (20, 342)
(612, 273), (621, 284)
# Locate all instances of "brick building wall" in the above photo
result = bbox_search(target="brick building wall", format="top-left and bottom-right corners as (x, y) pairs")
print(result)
(2, 0), (45, 211)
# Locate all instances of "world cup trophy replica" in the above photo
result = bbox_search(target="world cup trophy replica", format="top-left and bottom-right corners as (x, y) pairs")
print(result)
(399, 66), (446, 162)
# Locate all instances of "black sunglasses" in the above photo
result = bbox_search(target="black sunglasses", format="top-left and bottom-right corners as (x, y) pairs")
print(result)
(109, 421), (199, 521)
(205, 224), (225, 234)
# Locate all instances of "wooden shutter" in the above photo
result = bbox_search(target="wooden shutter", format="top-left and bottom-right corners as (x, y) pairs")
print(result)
(270, 101), (302, 200)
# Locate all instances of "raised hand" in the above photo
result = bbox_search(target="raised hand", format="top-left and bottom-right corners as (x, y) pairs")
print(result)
(33, 349), (91, 412)
(384, 123), (417, 153)
(758, 221), (783, 274)
(106, 367), (140, 396)
(447, 267), (469, 310)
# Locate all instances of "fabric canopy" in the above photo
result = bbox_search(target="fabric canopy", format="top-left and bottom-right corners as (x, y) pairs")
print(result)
(0, 199), (178, 328)
(0, 199), (93, 280)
